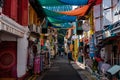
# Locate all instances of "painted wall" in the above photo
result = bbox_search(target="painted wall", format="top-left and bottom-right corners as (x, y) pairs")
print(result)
(17, 28), (28, 77)
(93, 4), (103, 31)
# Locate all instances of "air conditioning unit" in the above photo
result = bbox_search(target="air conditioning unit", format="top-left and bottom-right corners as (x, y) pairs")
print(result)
(29, 24), (36, 32)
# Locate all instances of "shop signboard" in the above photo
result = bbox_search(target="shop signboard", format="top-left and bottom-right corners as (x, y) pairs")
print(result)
(89, 35), (95, 58)
(102, 0), (112, 9)
(94, 31), (103, 45)
(103, 9), (112, 26)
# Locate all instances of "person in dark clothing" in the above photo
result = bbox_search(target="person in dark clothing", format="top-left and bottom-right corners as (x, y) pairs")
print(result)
(68, 50), (73, 64)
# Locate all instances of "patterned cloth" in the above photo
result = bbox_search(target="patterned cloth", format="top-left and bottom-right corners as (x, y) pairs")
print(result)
(34, 56), (40, 74)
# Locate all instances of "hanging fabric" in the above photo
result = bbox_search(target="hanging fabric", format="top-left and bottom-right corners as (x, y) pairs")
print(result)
(88, 0), (102, 5)
(50, 22), (72, 28)
(43, 8), (77, 22)
(59, 4), (91, 16)
(66, 28), (72, 39)
(45, 5), (72, 12)
(53, 15), (76, 22)
(47, 16), (76, 23)
(49, 23), (73, 29)
(58, 0), (88, 5)
(43, 8), (64, 17)
(47, 17), (66, 23)
(37, 0), (66, 6)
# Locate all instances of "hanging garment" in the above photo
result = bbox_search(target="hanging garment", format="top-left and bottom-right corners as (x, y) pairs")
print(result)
(34, 56), (40, 74)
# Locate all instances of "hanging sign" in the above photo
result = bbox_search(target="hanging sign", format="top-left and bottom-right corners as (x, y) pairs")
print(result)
(89, 35), (95, 58)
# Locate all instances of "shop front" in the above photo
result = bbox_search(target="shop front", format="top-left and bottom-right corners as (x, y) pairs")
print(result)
(94, 20), (120, 79)
(0, 14), (28, 79)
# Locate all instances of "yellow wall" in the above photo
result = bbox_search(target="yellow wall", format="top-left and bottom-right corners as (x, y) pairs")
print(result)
(29, 5), (41, 26)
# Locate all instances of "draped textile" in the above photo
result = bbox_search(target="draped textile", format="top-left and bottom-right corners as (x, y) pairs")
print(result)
(51, 25), (72, 29)
(49, 23), (73, 28)
(43, 8), (77, 22)
(59, 4), (91, 16)
(45, 5), (72, 12)
(53, 16), (76, 22)
(66, 28), (72, 39)
(43, 8), (64, 17)
(37, 0), (65, 6)
(47, 17), (68, 23)
(52, 23), (72, 27)
(58, 0), (88, 5)
(88, 0), (102, 5)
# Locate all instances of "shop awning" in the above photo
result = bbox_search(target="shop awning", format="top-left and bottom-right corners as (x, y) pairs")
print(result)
(59, 4), (91, 16)
(96, 35), (120, 48)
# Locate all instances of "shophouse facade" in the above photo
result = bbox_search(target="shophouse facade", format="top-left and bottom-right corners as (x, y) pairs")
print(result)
(0, 0), (29, 79)
(94, 0), (120, 79)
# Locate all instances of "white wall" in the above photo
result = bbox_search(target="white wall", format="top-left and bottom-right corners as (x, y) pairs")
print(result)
(102, 0), (111, 9)
(17, 29), (28, 77)
(93, 4), (103, 31)
(113, 0), (120, 23)
(103, 9), (113, 26)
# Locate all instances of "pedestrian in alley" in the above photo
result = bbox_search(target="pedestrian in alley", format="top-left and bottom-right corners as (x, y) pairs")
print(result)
(68, 50), (73, 64)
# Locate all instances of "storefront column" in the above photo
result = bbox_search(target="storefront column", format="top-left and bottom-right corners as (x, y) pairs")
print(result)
(17, 28), (29, 77)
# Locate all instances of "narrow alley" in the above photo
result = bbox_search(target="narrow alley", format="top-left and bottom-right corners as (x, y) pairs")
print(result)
(1, 0), (120, 80)
(41, 56), (82, 80)
(26, 55), (83, 80)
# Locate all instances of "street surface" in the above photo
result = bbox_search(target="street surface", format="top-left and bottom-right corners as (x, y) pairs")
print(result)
(41, 56), (82, 80)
